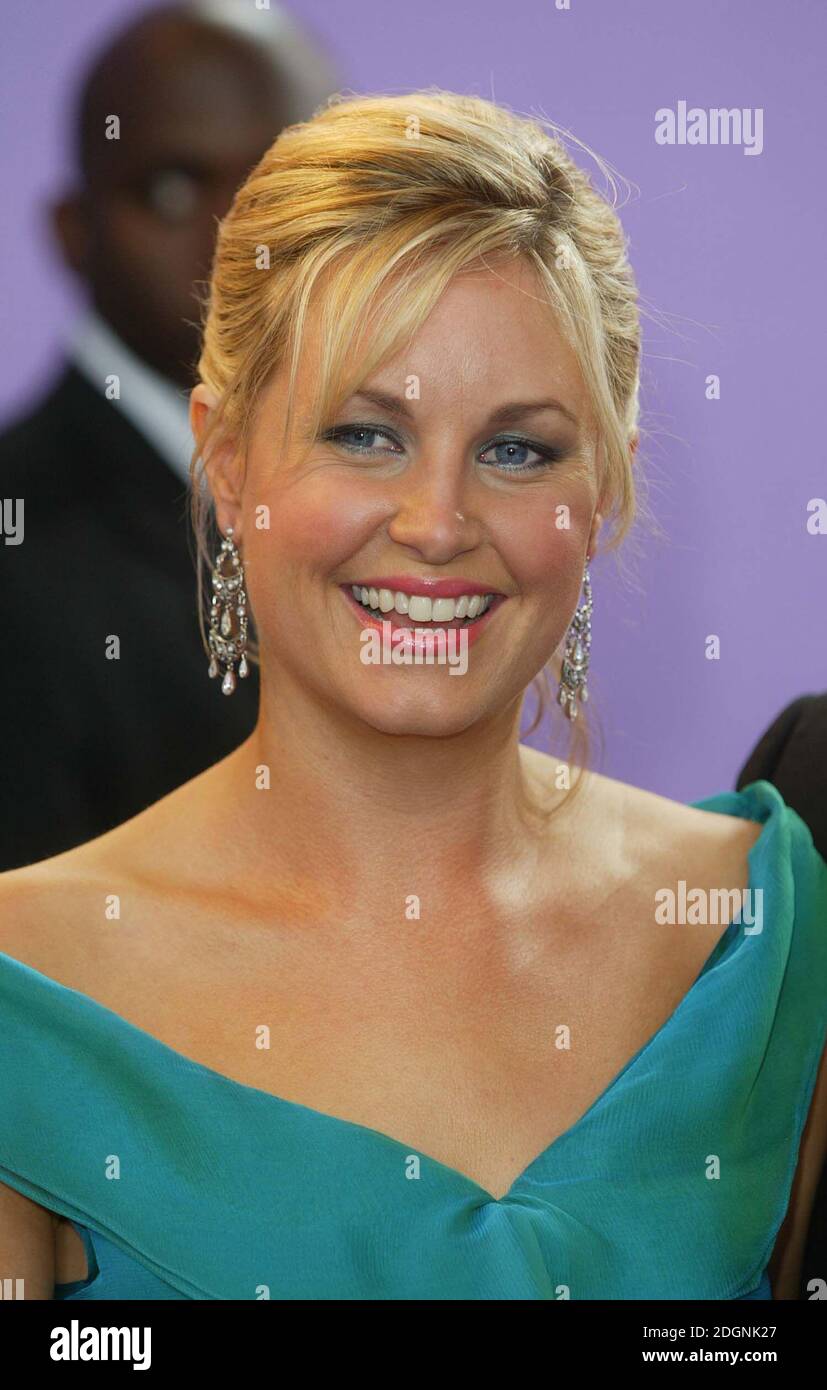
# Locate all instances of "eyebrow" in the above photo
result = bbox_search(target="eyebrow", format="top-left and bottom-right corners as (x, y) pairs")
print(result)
(347, 388), (580, 429)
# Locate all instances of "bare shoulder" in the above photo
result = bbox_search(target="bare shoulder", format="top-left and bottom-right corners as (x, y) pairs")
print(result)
(0, 839), (124, 987)
(524, 752), (765, 880)
(0, 767), (215, 986)
(602, 770), (765, 871)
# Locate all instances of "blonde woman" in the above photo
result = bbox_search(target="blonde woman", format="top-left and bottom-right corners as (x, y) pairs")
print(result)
(1, 91), (825, 1302)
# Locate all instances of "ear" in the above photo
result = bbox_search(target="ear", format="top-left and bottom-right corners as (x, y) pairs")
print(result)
(587, 509), (603, 561)
(587, 432), (638, 559)
(49, 191), (89, 277)
(189, 383), (244, 539)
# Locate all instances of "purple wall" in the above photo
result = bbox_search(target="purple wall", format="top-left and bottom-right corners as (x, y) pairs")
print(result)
(2, 0), (824, 802)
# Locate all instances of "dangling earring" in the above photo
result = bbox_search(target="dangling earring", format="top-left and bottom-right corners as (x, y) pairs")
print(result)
(557, 560), (592, 721)
(207, 526), (249, 695)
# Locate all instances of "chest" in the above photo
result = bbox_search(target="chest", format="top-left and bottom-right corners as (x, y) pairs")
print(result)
(81, 897), (727, 1200)
(50, 873), (734, 1292)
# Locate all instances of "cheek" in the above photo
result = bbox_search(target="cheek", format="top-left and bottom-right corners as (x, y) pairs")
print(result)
(106, 208), (195, 297)
(243, 475), (383, 583)
(497, 494), (589, 593)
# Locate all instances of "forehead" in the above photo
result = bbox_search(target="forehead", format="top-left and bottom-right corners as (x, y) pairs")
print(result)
(286, 256), (592, 425)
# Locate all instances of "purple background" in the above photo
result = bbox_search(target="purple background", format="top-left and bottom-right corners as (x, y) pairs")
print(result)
(2, 0), (825, 803)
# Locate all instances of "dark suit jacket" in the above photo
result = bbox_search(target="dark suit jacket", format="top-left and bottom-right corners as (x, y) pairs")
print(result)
(736, 693), (827, 1300)
(0, 362), (258, 871)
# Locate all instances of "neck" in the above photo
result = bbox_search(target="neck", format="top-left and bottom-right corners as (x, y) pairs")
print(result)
(213, 666), (577, 926)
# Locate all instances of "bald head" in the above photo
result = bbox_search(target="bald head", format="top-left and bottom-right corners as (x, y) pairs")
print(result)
(75, 4), (296, 188)
(52, 1), (339, 387)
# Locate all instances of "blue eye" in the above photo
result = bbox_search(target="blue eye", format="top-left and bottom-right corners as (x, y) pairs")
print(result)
(323, 425), (401, 455)
(479, 437), (564, 474)
(321, 423), (564, 474)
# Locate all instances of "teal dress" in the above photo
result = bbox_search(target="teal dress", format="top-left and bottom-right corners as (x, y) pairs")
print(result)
(1, 780), (825, 1300)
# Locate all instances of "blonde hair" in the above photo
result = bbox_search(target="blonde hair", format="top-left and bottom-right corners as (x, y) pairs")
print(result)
(191, 88), (644, 812)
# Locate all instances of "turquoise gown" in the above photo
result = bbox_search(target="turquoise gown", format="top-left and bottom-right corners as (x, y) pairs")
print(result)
(0, 780), (825, 1300)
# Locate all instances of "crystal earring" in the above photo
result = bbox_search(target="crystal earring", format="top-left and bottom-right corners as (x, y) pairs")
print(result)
(208, 526), (249, 695)
(557, 560), (592, 721)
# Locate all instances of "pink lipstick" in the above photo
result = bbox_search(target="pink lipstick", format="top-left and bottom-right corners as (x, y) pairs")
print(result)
(340, 583), (506, 652)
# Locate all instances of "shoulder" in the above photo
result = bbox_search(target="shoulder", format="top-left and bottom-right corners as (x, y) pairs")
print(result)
(0, 848), (108, 983)
(519, 755), (773, 997)
(523, 752), (767, 876)
(590, 774), (769, 941)
(571, 770), (827, 946)
(0, 840), (163, 1047)
(616, 776), (766, 864)
(0, 372), (87, 510)
(0, 799), (177, 990)
(0, 764), (225, 993)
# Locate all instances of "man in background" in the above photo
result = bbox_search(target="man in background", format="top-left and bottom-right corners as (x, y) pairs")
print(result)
(0, 1), (340, 870)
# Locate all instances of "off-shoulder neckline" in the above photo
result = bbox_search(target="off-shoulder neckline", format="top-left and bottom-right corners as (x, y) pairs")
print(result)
(0, 780), (783, 1205)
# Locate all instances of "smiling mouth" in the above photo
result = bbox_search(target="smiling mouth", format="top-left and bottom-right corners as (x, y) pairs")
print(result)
(345, 584), (502, 629)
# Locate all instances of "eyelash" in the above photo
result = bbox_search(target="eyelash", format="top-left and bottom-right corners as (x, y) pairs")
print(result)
(320, 423), (566, 474)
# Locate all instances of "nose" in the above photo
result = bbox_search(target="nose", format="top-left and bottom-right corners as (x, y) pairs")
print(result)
(386, 461), (483, 563)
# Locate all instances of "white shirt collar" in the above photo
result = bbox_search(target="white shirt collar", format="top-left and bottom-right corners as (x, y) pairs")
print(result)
(66, 307), (196, 488)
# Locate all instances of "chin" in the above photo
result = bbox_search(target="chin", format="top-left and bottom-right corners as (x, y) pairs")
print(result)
(348, 684), (490, 739)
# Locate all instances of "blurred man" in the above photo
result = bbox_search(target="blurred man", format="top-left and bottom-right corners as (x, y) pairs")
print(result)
(737, 691), (827, 1300)
(0, 2), (340, 869)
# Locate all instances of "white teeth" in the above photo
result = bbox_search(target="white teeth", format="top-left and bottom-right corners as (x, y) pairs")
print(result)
(349, 586), (496, 622)
(408, 594), (433, 622)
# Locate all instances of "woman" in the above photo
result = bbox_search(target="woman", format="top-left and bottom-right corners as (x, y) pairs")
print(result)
(1, 90), (825, 1302)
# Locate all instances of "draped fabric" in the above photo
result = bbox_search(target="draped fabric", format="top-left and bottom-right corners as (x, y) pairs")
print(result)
(1, 780), (825, 1300)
